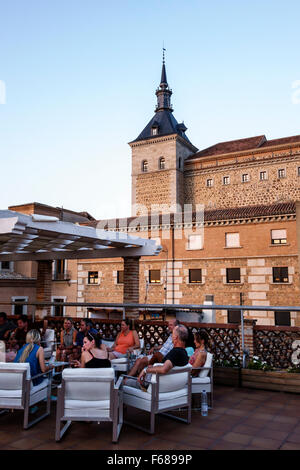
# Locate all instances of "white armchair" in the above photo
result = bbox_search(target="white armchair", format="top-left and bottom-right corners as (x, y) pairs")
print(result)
(55, 368), (123, 443)
(122, 364), (192, 434)
(191, 352), (213, 408)
(0, 362), (52, 429)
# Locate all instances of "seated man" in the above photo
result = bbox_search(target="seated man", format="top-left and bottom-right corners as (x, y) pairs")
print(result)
(56, 317), (78, 362)
(0, 312), (16, 341)
(9, 314), (31, 350)
(126, 318), (179, 378)
(128, 324), (189, 390)
(75, 319), (98, 349)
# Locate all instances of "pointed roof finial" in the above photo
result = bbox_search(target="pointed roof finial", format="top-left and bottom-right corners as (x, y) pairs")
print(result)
(160, 45), (168, 86)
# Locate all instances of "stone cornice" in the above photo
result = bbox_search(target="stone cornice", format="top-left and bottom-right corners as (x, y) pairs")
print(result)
(129, 134), (178, 148)
(103, 213), (295, 232)
(129, 133), (198, 153)
(185, 141), (300, 167)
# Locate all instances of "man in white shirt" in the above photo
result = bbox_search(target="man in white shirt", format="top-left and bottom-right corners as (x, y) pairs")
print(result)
(126, 318), (179, 378)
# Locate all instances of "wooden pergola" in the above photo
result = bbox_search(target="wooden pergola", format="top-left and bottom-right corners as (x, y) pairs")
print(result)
(0, 210), (161, 318)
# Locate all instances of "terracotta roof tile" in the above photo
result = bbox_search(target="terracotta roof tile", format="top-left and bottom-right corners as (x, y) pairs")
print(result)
(187, 135), (266, 160)
(84, 202), (296, 229)
(187, 133), (300, 160)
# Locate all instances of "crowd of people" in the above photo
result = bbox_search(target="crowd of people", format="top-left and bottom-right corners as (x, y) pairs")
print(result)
(0, 311), (209, 386)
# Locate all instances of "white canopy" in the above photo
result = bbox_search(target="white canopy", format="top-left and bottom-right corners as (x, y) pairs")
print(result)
(0, 210), (161, 261)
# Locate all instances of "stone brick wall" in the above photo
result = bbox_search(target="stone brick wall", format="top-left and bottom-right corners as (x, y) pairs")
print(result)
(184, 146), (300, 210)
(131, 135), (194, 214)
(76, 215), (299, 326)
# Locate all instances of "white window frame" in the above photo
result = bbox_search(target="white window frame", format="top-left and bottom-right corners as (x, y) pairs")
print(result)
(11, 296), (28, 316)
(278, 168), (286, 179)
(271, 229), (287, 245)
(206, 178), (213, 187)
(223, 176), (230, 185)
(225, 232), (240, 248)
(188, 234), (203, 250)
(0, 261), (14, 272)
(241, 173), (250, 183)
(142, 160), (148, 172)
(51, 296), (67, 317)
(260, 170), (268, 181)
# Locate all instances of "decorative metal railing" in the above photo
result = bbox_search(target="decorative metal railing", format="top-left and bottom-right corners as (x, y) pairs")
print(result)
(254, 326), (300, 369)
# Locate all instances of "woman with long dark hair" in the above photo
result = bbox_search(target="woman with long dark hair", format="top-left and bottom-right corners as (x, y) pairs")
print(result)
(73, 331), (111, 368)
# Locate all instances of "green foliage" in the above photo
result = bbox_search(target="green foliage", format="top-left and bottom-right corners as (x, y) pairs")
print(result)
(214, 356), (241, 368)
(247, 356), (273, 371)
(286, 365), (300, 374)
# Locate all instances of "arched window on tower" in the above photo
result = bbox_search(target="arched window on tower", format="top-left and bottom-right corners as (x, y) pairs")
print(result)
(159, 157), (165, 170)
(142, 160), (148, 172)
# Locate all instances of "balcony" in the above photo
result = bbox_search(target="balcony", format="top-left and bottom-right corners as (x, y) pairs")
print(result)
(52, 271), (71, 282)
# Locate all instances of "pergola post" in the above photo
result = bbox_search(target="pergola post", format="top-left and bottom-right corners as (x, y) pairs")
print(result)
(36, 260), (53, 319)
(123, 256), (140, 319)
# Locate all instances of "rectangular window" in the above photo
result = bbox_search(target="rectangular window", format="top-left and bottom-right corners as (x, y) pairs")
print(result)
(242, 173), (250, 183)
(225, 232), (240, 248)
(206, 178), (213, 187)
(298, 167), (300, 177)
(226, 268), (241, 284)
(189, 269), (202, 283)
(88, 271), (99, 284)
(273, 267), (289, 283)
(271, 229), (287, 245)
(0, 261), (11, 271)
(53, 298), (64, 317)
(278, 168), (286, 178)
(53, 260), (68, 280)
(188, 234), (203, 250)
(149, 270), (161, 284)
(12, 297), (28, 316)
(117, 270), (124, 284)
(274, 311), (291, 326)
(223, 176), (230, 185)
(227, 310), (241, 324)
(260, 171), (267, 181)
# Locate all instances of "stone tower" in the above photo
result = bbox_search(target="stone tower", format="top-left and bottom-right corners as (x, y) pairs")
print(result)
(129, 53), (198, 216)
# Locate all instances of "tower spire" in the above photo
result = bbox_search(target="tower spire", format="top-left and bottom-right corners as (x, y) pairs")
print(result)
(156, 48), (173, 112)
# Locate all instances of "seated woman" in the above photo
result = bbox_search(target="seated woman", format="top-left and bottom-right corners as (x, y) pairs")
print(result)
(189, 330), (209, 377)
(73, 331), (111, 368)
(14, 329), (53, 385)
(107, 318), (140, 360)
(56, 317), (78, 363)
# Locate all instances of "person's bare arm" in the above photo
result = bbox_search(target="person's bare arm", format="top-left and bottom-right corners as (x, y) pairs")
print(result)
(192, 351), (206, 369)
(146, 360), (173, 375)
(138, 359), (173, 383)
(128, 331), (140, 352)
(107, 334), (119, 352)
(37, 347), (52, 373)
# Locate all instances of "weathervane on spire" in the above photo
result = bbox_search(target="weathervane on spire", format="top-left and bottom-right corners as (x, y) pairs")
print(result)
(162, 42), (166, 64)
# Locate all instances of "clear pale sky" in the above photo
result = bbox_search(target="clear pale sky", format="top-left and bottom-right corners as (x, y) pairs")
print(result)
(1, 0), (300, 220)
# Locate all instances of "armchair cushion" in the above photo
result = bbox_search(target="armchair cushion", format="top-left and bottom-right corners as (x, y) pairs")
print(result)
(62, 368), (115, 402)
(198, 352), (213, 378)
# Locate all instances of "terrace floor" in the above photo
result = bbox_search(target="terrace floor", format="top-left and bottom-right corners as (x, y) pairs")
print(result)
(1, 385), (300, 450)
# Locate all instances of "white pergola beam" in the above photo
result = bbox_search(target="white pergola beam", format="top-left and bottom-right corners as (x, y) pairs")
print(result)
(0, 210), (161, 261)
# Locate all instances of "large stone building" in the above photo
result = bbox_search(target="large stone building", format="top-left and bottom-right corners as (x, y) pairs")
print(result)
(79, 57), (300, 326)
(1, 57), (300, 325)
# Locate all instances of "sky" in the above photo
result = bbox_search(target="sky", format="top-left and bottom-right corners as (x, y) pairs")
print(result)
(1, 0), (300, 220)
